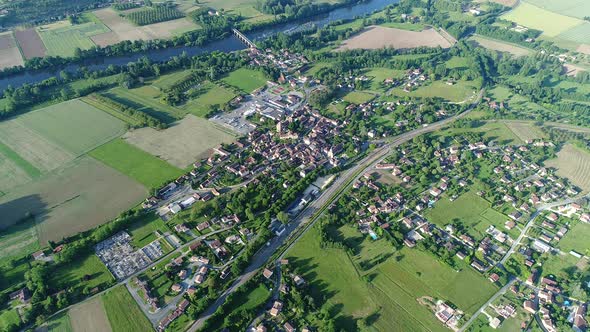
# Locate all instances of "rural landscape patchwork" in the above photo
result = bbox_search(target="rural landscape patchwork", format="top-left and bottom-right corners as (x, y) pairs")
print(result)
(0, 0), (590, 331)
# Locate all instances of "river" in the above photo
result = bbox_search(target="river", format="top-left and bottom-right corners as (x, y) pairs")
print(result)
(0, 0), (398, 91)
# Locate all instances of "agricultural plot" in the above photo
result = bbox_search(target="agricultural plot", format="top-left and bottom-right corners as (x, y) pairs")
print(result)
(558, 222), (590, 255)
(14, 29), (46, 59)
(37, 22), (110, 57)
(502, 2), (583, 37)
(0, 32), (24, 70)
(557, 22), (590, 45)
(182, 82), (238, 117)
(503, 120), (547, 142)
(91, 8), (199, 47)
(90, 138), (184, 188)
(0, 217), (39, 260)
(362, 67), (405, 92)
(122, 115), (235, 168)
(43, 312), (73, 332)
(337, 26), (453, 50)
(16, 99), (126, 156)
(222, 68), (268, 93)
(102, 286), (153, 332)
(68, 297), (112, 332)
(0, 145), (36, 194)
(442, 121), (523, 146)
(0, 157), (147, 244)
(545, 143), (590, 193)
(203, 0), (273, 23)
(525, 0), (590, 19)
(106, 86), (185, 123)
(470, 35), (532, 57)
(152, 70), (194, 90)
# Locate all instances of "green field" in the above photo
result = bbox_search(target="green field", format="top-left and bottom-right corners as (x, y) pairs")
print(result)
(441, 121), (523, 146)
(343, 91), (375, 104)
(128, 214), (169, 248)
(0, 140), (41, 179)
(45, 312), (73, 332)
(388, 80), (479, 102)
(50, 255), (114, 293)
(17, 99), (126, 155)
(557, 22), (590, 44)
(222, 68), (268, 93)
(0, 217), (40, 260)
(363, 67), (405, 92)
(102, 285), (153, 332)
(38, 22), (109, 57)
(287, 224), (496, 331)
(182, 82), (238, 117)
(234, 284), (271, 311)
(106, 86), (186, 123)
(426, 191), (515, 239)
(90, 138), (183, 188)
(502, 2), (583, 37)
(446, 56), (470, 69)
(0, 259), (29, 293)
(379, 21), (425, 31)
(558, 222), (590, 255)
(525, 0), (590, 19)
(152, 70), (194, 90)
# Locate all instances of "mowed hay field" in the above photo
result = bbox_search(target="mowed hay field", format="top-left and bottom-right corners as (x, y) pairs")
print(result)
(16, 100), (126, 155)
(69, 297), (112, 332)
(470, 35), (532, 57)
(525, 0), (590, 19)
(0, 218), (40, 261)
(502, 2), (584, 37)
(102, 286), (153, 332)
(222, 68), (268, 93)
(338, 26), (453, 51)
(14, 28), (46, 59)
(0, 157), (148, 244)
(545, 143), (590, 193)
(502, 120), (547, 142)
(90, 138), (184, 188)
(123, 115), (235, 168)
(91, 8), (199, 47)
(0, 32), (25, 70)
(37, 21), (110, 57)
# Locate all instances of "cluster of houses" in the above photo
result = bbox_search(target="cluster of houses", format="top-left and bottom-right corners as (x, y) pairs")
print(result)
(157, 299), (190, 331)
(134, 277), (160, 312)
(246, 47), (309, 75)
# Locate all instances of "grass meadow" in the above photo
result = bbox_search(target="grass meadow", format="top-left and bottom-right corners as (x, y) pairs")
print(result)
(222, 68), (268, 93)
(106, 86), (186, 123)
(545, 143), (590, 193)
(558, 222), (590, 255)
(45, 312), (73, 332)
(387, 80), (479, 102)
(343, 91), (375, 104)
(102, 285), (153, 332)
(50, 255), (114, 294)
(90, 138), (184, 188)
(502, 2), (583, 37)
(128, 213), (169, 248)
(182, 82), (237, 117)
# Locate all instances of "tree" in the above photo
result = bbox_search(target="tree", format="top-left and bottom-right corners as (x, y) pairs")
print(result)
(277, 211), (290, 224)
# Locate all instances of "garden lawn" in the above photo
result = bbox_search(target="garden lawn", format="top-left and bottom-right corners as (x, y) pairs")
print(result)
(102, 285), (152, 332)
(90, 138), (184, 188)
(234, 284), (271, 311)
(222, 68), (267, 93)
(558, 222), (590, 255)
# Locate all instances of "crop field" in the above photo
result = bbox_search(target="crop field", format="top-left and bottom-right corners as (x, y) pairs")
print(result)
(388, 80), (479, 102)
(0, 144), (36, 194)
(14, 29), (46, 59)
(557, 22), (590, 44)
(122, 115), (235, 168)
(545, 143), (590, 193)
(222, 68), (268, 93)
(0, 157), (147, 243)
(106, 86), (185, 123)
(182, 82), (238, 117)
(0, 32), (24, 70)
(338, 26), (453, 50)
(502, 2), (583, 37)
(37, 22), (110, 57)
(16, 99), (126, 156)
(102, 286), (153, 332)
(503, 121), (547, 142)
(90, 138), (183, 188)
(0, 120), (74, 174)
(342, 91), (375, 104)
(525, 0), (590, 19)
(558, 222), (590, 255)
(69, 297), (112, 332)
(91, 8), (199, 47)
(0, 217), (39, 260)
(470, 35), (532, 57)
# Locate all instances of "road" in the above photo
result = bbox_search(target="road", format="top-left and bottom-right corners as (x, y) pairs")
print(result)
(457, 278), (516, 332)
(187, 89), (485, 331)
